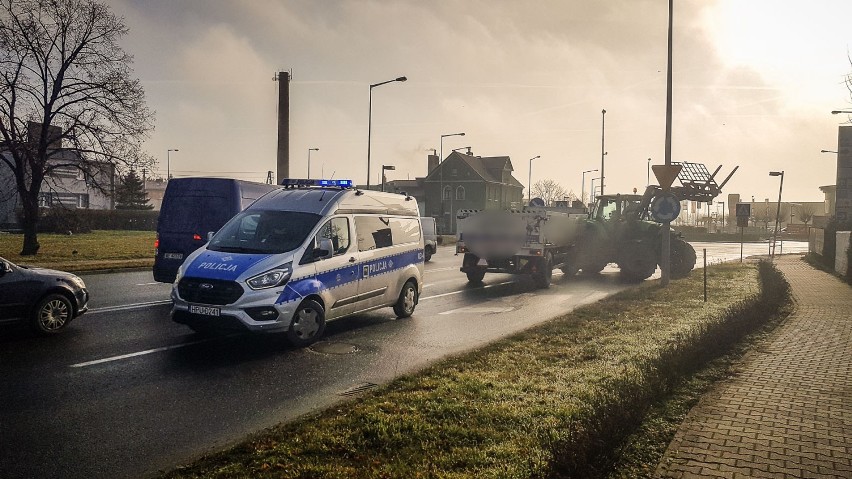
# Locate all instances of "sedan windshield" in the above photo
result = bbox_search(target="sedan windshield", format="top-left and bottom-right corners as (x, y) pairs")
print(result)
(208, 210), (321, 254)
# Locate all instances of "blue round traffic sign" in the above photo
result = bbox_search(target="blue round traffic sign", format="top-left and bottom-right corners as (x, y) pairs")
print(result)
(650, 193), (681, 223)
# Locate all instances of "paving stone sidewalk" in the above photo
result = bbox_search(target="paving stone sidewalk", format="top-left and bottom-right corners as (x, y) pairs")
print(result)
(656, 256), (852, 479)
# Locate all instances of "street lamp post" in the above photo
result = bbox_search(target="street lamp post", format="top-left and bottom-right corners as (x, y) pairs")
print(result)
(719, 201), (725, 232)
(381, 165), (395, 192)
(600, 109), (606, 196)
(646, 158), (652, 187)
(307, 148), (319, 179)
(582, 168), (598, 205)
(439, 132), (465, 233)
(367, 76), (407, 189)
(831, 110), (852, 115)
(167, 148), (178, 180)
(527, 155), (540, 205)
(769, 171), (785, 259)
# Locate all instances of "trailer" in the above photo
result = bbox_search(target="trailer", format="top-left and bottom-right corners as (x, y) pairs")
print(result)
(455, 208), (586, 288)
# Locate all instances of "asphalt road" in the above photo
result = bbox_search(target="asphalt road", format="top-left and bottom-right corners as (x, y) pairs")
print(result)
(0, 241), (807, 479)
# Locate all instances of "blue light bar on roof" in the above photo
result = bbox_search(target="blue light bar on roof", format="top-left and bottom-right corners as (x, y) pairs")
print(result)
(280, 178), (353, 188)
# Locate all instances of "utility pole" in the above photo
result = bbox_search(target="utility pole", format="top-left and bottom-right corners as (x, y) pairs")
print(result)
(661, 0), (674, 287)
(600, 109), (606, 196)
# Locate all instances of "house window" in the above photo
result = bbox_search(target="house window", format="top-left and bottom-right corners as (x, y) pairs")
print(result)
(451, 168), (458, 177)
(456, 186), (465, 200)
(443, 185), (452, 200)
(77, 194), (89, 208)
(38, 192), (52, 207)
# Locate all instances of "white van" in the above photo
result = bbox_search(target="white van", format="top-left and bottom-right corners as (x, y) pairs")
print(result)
(170, 179), (424, 347)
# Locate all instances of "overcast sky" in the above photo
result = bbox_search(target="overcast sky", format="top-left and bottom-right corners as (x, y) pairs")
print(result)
(109, 0), (852, 203)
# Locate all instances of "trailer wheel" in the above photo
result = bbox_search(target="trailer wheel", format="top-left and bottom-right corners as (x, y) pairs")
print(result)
(466, 269), (486, 284)
(579, 260), (608, 275)
(670, 238), (697, 278)
(532, 253), (553, 288)
(560, 263), (579, 278)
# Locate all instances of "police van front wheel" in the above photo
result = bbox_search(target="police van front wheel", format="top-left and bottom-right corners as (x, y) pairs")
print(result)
(393, 281), (418, 318)
(287, 299), (326, 347)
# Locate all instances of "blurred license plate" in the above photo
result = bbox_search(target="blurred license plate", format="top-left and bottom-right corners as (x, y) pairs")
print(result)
(164, 253), (183, 260)
(189, 305), (220, 316)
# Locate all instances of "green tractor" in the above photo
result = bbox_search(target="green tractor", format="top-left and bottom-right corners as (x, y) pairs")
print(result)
(575, 189), (695, 281)
(572, 162), (737, 282)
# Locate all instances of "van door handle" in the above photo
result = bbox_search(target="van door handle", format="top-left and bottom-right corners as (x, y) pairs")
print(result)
(349, 257), (356, 263)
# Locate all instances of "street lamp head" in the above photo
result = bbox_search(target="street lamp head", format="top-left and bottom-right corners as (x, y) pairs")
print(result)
(769, 171), (783, 177)
(382, 165), (396, 171)
(602, 109), (606, 114)
(831, 110), (852, 114)
(396, 76), (407, 82)
(531, 155), (540, 160)
(821, 149), (838, 154)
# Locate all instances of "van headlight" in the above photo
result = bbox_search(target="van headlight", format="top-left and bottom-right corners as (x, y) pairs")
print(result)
(246, 262), (292, 290)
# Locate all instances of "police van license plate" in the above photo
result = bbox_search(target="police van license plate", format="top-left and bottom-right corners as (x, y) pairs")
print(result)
(189, 305), (220, 316)
(164, 253), (183, 260)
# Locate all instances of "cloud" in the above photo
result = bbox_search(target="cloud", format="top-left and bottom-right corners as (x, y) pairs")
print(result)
(107, 0), (849, 200)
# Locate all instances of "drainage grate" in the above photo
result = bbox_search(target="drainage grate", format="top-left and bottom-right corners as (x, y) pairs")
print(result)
(338, 382), (378, 396)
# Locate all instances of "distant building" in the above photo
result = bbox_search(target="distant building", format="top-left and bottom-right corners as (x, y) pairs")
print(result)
(0, 149), (115, 230)
(423, 150), (524, 234)
(144, 178), (168, 211)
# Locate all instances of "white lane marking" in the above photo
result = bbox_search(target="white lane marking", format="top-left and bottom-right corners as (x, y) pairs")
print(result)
(135, 282), (161, 286)
(87, 300), (172, 314)
(72, 280), (520, 368)
(69, 339), (211, 368)
(420, 280), (515, 301)
(426, 266), (460, 273)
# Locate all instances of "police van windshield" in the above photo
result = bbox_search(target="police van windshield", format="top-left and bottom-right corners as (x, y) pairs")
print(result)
(208, 210), (321, 254)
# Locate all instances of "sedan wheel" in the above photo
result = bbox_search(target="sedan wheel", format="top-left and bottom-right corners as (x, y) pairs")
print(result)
(32, 294), (73, 335)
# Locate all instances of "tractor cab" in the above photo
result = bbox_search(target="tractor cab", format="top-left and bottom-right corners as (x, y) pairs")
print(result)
(590, 194), (645, 222)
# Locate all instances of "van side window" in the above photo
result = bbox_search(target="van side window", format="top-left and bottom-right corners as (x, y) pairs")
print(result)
(355, 216), (390, 251)
(315, 217), (351, 256)
(355, 216), (421, 251)
(388, 218), (421, 245)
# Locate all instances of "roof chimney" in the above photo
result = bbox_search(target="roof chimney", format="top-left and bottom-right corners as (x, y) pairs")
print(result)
(428, 153), (439, 175)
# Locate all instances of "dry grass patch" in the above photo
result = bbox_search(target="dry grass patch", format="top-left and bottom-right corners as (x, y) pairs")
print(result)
(0, 230), (155, 272)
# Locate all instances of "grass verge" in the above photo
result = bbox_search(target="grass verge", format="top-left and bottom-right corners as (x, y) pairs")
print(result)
(0, 230), (155, 272)
(164, 261), (789, 479)
(604, 270), (793, 478)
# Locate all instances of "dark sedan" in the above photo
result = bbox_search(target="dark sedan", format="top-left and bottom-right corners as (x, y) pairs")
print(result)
(0, 257), (89, 334)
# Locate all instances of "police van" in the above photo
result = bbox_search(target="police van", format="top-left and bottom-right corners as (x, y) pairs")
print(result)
(170, 179), (424, 346)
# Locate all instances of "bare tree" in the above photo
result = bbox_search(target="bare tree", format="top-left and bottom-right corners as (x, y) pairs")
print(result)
(0, 0), (154, 255)
(531, 179), (568, 206)
(797, 204), (817, 225)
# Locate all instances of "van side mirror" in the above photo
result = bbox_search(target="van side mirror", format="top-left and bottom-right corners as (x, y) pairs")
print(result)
(314, 238), (334, 260)
(0, 261), (11, 274)
(207, 231), (215, 241)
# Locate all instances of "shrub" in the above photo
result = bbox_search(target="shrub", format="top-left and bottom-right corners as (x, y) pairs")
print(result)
(19, 208), (159, 233)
